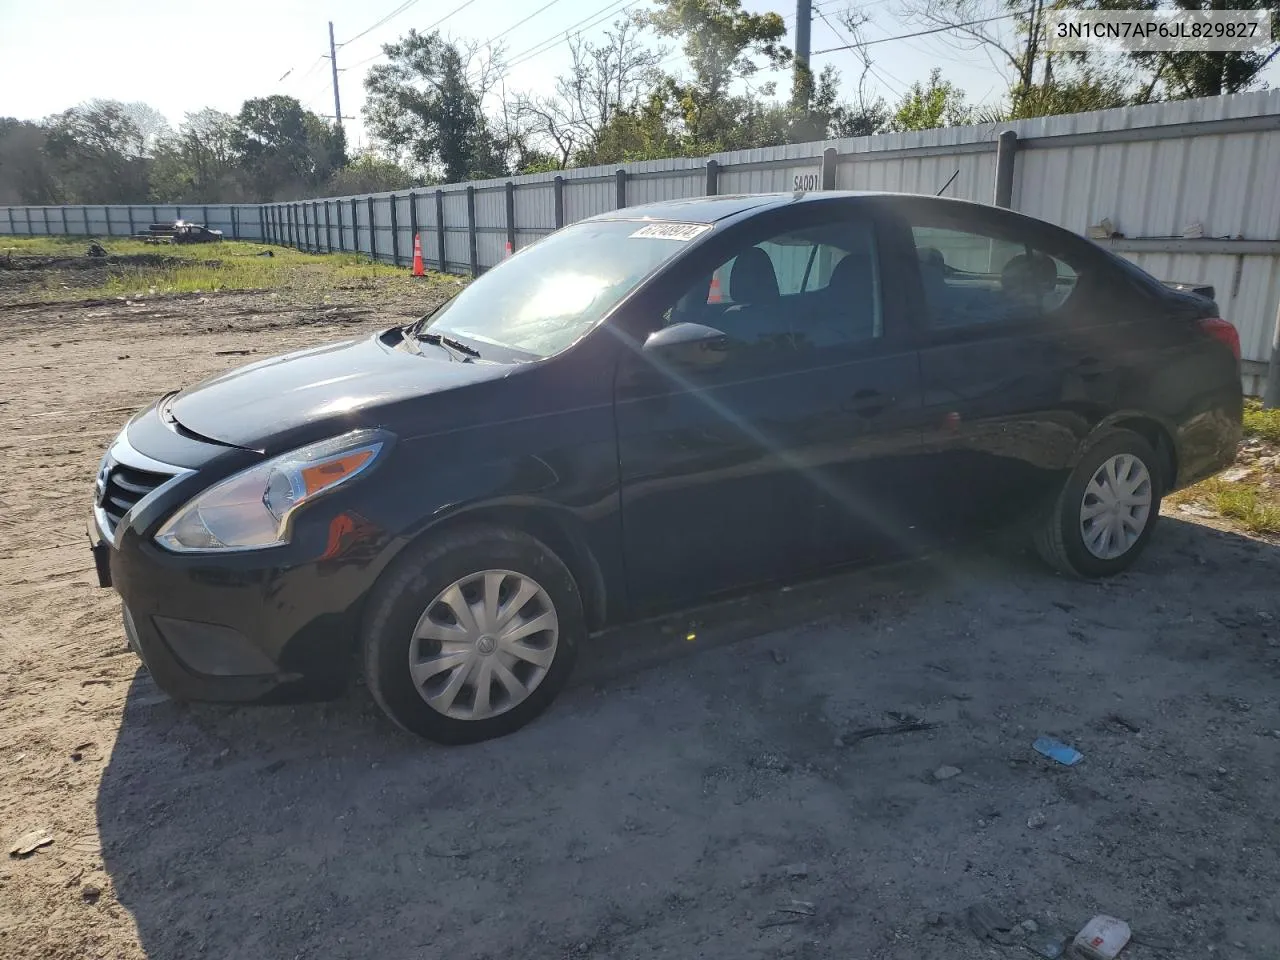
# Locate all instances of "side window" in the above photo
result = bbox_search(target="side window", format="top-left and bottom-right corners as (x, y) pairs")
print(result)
(911, 225), (1079, 329)
(668, 219), (883, 352)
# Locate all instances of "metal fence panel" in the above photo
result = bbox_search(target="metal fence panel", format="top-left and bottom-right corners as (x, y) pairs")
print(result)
(3, 89), (1278, 385)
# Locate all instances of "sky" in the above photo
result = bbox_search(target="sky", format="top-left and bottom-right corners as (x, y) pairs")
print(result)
(0, 0), (1166, 150)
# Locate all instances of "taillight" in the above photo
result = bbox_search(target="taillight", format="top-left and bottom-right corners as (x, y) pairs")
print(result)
(1199, 317), (1240, 361)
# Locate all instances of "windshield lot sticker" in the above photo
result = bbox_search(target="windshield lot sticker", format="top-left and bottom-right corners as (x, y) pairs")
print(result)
(630, 222), (711, 241)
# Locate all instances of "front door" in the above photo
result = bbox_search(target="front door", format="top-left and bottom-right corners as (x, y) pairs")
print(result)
(613, 204), (926, 615)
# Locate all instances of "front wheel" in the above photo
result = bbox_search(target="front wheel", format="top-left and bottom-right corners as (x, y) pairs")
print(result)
(1035, 429), (1163, 579)
(362, 526), (582, 744)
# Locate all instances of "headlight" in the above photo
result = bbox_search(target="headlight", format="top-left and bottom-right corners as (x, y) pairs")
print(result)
(154, 430), (388, 553)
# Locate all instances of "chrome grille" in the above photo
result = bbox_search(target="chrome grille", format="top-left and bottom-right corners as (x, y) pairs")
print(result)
(99, 463), (171, 535)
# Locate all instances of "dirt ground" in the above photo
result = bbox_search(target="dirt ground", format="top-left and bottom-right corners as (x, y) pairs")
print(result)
(2, 281), (1279, 960)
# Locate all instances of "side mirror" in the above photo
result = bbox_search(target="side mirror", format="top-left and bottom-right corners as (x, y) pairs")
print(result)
(642, 322), (730, 368)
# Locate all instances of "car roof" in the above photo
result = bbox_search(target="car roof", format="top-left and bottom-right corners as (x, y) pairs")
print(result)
(586, 191), (1014, 226)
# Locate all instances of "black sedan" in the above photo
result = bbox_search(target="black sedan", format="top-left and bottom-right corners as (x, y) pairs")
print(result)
(90, 192), (1243, 743)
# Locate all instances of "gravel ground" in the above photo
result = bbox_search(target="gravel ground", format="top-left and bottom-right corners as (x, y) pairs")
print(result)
(1, 285), (1278, 960)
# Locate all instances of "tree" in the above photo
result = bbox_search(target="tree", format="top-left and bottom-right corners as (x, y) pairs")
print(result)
(150, 109), (241, 201)
(120, 102), (172, 155)
(327, 151), (421, 194)
(0, 119), (59, 204)
(43, 100), (151, 202)
(645, 0), (791, 147)
(1085, 0), (1280, 100)
(515, 18), (667, 168)
(888, 68), (973, 131)
(230, 95), (344, 200)
(364, 30), (507, 181)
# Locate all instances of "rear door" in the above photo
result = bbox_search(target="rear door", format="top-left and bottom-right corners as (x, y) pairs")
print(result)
(888, 202), (1130, 536)
(612, 201), (928, 614)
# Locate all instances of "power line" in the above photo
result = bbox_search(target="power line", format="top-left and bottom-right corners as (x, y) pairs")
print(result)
(815, 10), (906, 95)
(506, 0), (640, 69)
(810, 10), (1022, 55)
(341, 0), (483, 53)
(340, 0), (425, 47)
(486, 0), (570, 47)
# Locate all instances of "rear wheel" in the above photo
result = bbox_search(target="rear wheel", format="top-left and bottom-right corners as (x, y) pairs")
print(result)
(362, 526), (582, 744)
(1035, 429), (1162, 578)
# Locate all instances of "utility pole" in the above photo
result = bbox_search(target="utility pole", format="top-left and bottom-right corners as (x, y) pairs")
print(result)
(328, 21), (343, 135)
(793, 0), (812, 108)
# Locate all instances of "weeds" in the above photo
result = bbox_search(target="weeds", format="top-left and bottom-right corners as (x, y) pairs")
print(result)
(1243, 400), (1280, 445)
(1, 237), (448, 303)
(1167, 399), (1280, 535)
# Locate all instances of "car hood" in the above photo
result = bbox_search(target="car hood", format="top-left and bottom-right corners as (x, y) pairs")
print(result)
(168, 331), (509, 451)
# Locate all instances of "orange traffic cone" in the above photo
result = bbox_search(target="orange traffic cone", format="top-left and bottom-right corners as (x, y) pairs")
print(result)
(707, 271), (723, 303)
(412, 234), (425, 277)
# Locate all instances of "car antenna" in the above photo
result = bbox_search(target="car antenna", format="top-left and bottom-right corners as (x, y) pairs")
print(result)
(936, 169), (960, 196)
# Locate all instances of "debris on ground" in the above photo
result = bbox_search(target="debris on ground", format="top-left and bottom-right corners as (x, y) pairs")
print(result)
(86, 242), (107, 258)
(837, 713), (938, 746)
(1019, 918), (1040, 934)
(9, 829), (53, 858)
(965, 903), (1015, 944)
(1030, 933), (1068, 958)
(1178, 504), (1215, 518)
(1072, 915), (1132, 959)
(933, 765), (962, 781)
(759, 900), (816, 928)
(1220, 466), (1252, 482)
(1026, 810), (1047, 829)
(81, 883), (102, 903)
(782, 863), (808, 878)
(1105, 713), (1141, 733)
(1033, 737), (1083, 766)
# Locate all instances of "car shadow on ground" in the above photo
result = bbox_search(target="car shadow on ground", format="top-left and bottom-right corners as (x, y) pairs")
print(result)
(97, 518), (1280, 959)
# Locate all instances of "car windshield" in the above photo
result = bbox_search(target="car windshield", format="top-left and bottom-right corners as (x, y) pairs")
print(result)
(423, 218), (707, 359)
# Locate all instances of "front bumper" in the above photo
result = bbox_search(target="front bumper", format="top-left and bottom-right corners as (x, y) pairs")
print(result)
(89, 434), (394, 704)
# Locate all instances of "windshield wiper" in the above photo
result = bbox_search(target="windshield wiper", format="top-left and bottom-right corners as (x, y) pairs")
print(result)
(416, 330), (481, 361)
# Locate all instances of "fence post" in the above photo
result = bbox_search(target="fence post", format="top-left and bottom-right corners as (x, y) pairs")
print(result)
(350, 199), (358, 253)
(231, 207), (239, 240)
(367, 197), (377, 260)
(553, 176), (565, 229)
(287, 205), (294, 247)
(336, 201), (345, 251)
(435, 190), (446, 272)
(408, 191), (418, 260)
(323, 201), (332, 252)
(504, 181), (515, 256)
(202, 204), (209, 228)
(994, 130), (1018, 209)
(297, 203), (304, 250)
(60, 207), (69, 235)
(615, 168), (628, 209)
(24, 207), (31, 235)
(466, 185), (478, 277)
(127, 206), (135, 236)
(151, 205), (158, 225)
(258, 207), (265, 243)
(42, 207), (50, 236)
(705, 159), (720, 196)
(389, 194), (401, 265)
(6, 206), (14, 234)
(82, 207), (90, 235)
(103, 206), (112, 236)
(821, 147), (838, 190)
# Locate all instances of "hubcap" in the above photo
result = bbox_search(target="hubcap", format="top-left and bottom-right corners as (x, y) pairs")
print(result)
(409, 570), (559, 721)
(1080, 453), (1153, 560)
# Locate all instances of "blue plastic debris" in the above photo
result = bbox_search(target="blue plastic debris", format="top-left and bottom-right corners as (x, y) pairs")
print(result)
(1033, 737), (1083, 766)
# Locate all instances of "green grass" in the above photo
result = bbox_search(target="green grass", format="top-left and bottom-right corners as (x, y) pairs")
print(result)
(1243, 399), (1280, 445)
(2, 236), (442, 302)
(1183, 478), (1280, 534)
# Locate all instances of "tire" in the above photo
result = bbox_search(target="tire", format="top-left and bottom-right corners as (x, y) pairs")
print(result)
(361, 525), (582, 744)
(1035, 428), (1163, 579)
